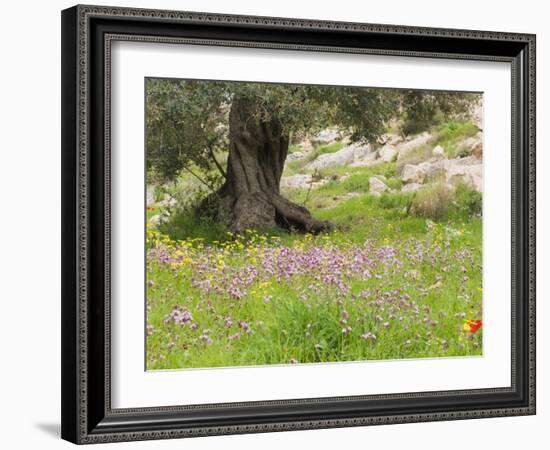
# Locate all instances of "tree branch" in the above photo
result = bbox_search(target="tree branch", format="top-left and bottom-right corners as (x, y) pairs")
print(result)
(207, 144), (227, 179)
(182, 165), (217, 192)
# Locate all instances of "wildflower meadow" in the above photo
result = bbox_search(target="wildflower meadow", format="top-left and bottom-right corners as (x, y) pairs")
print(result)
(146, 207), (482, 369)
(145, 79), (483, 370)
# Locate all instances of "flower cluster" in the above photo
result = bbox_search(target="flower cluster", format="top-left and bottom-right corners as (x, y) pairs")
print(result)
(146, 225), (482, 368)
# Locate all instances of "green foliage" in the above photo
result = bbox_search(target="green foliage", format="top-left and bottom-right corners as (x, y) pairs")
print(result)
(146, 78), (479, 185)
(410, 182), (453, 220)
(433, 120), (480, 158)
(340, 173), (371, 192)
(146, 143), (484, 369)
(384, 177), (403, 190)
(158, 208), (227, 245)
(378, 191), (413, 211)
(288, 144), (302, 154)
(399, 91), (479, 138)
(452, 183), (482, 218)
(147, 199), (482, 368)
(146, 79), (229, 183)
(317, 141), (345, 155)
(397, 118), (480, 172)
(300, 141), (346, 167)
(146, 79), (399, 183)
(397, 143), (433, 168)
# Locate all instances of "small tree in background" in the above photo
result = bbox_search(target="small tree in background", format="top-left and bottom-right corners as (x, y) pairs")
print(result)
(398, 90), (478, 137)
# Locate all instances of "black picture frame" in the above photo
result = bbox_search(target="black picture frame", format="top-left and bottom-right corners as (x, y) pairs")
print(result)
(61, 4), (536, 444)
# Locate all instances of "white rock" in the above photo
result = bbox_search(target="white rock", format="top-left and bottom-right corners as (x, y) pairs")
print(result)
(400, 156), (483, 193)
(305, 142), (375, 170)
(280, 174), (328, 190)
(401, 164), (427, 184)
(158, 195), (177, 208)
(352, 143), (372, 161)
(287, 151), (305, 161)
(378, 144), (397, 162)
(401, 183), (422, 193)
(369, 177), (388, 194)
(460, 133), (482, 150)
(380, 133), (403, 146)
(396, 132), (433, 160)
(313, 129), (339, 144)
(149, 215), (162, 226)
(472, 104), (483, 129)
(459, 132), (483, 159)
(345, 192), (362, 199)
(299, 140), (314, 153)
(445, 163), (482, 192)
(146, 186), (156, 206)
(280, 174), (311, 190)
(351, 150), (379, 167)
(432, 145), (445, 158)
(306, 145), (355, 170)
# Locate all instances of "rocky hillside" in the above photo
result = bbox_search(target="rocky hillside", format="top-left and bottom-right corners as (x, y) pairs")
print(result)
(147, 118), (483, 229)
(281, 121), (482, 200)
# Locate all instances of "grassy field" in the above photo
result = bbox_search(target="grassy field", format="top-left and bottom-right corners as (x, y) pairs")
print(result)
(146, 144), (483, 369)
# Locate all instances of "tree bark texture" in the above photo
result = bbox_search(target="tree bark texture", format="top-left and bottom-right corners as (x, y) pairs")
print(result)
(200, 97), (332, 234)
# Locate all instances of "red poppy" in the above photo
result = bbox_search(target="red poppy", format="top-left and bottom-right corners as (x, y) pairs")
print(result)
(463, 319), (482, 333)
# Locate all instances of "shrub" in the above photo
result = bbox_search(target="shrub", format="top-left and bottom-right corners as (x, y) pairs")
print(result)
(452, 183), (482, 217)
(158, 208), (227, 244)
(397, 143), (433, 170)
(384, 177), (403, 190)
(288, 144), (302, 154)
(453, 145), (473, 159)
(433, 120), (479, 158)
(383, 163), (398, 179)
(410, 182), (453, 220)
(341, 173), (371, 193)
(317, 141), (345, 155)
(379, 192), (413, 211)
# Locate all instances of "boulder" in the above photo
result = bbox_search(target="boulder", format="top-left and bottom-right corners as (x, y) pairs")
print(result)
(400, 157), (482, 192)
(459, 132), (483, 159)
(378, 144), (397, 162)
(401, 164), (427, 184)
(352, 142), (372, 161)
(380, 132), (403, 146)
(306, 141), (376, 170)
(369, 177), (388, 194)
(401, 183), (422, 193)
(472, 104), (483, 129)
(280, 174), (328, 190)
(472, 143), (483, 159)
(351, 150), (378, 167)
(146, 186), (156, 206)
(287, 151), (305, 161)
(313, 129), (339, 144)
(158, 195), (177, 208)
(149, 214), (162, 227)
(307, 145), (355, 169)
(299, 140), (314, 153)
(396, 132), (433, 160)
(432, 145), (445, 158)
(445, 162), (482, 192)
(149, 210), (171, 227)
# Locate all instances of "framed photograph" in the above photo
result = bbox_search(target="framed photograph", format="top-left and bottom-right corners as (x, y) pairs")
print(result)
(61, 4), (536, 444)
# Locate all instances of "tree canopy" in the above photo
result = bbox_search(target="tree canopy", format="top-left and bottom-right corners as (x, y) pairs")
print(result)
(146, 78), (477, 184)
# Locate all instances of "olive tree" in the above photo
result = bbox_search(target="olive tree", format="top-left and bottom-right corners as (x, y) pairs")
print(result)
(146, 79), (475, 233)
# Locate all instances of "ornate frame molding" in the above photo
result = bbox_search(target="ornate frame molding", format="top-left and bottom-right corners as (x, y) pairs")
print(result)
(61, 5), (536, 444)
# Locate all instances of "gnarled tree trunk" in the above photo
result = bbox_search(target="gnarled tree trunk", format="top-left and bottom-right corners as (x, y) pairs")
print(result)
(199, 97), (332, 234)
